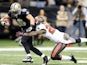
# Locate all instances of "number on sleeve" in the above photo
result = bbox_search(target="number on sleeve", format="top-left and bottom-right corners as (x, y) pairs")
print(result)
(45, 24), (55, 34)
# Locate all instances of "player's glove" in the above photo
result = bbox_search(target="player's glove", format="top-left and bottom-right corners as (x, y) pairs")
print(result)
(16, 32), (24, 37)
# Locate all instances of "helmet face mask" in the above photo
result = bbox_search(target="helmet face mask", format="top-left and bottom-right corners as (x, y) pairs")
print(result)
(10, 2), (21, 15)
(35, 16), (44, 25)
(11, 9), (19, 14)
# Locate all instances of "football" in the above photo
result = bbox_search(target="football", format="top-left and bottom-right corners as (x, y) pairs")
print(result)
(1, 18), (10, 26)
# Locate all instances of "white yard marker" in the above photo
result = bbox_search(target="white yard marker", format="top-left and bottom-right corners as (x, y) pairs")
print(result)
(78, 60), (87, 63)
(0, 64), (13, 65)
(0, 47), (87, 51)
(59, 60), (87, 64)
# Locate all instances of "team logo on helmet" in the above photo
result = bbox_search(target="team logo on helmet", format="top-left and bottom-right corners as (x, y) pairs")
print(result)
(10, 2), (21, 14)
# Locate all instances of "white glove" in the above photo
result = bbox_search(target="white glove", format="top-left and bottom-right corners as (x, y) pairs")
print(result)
(26, 26), (33, 32)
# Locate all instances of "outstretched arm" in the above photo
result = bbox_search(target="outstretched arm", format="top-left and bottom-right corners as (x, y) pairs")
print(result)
(26, 14), (35, 25)
(23, 30), (46, 36)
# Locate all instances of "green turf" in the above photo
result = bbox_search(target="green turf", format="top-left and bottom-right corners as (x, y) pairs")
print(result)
(0, 39), (19, 48)
(0, 51), (87, 65)
(0, 39), (87, 65)
(0, 39), (55, 48)
(0, 39), (87, 48)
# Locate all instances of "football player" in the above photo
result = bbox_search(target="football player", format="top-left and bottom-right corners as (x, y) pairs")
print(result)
(23, 16), (87, 63)
(0, 2), (50, 65)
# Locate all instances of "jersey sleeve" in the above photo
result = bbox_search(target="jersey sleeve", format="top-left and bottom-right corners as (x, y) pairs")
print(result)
(36, 24), (46, 31)
(8, 11), (11, 17)
(21, 8), (30, 17)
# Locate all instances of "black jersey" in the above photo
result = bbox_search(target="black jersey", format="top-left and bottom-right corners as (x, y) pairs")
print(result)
(8, 8), (31, 30)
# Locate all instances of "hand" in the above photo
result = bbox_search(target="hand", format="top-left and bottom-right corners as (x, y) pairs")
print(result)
(16, 32), (24, 37)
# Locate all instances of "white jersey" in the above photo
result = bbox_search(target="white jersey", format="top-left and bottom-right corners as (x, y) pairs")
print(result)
(36, 22), (67, 44)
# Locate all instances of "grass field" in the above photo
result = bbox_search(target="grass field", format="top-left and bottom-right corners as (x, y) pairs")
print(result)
(0, 39), (87, 65)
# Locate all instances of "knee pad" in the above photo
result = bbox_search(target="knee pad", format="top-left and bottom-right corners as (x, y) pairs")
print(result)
(51, 55), (61, 60)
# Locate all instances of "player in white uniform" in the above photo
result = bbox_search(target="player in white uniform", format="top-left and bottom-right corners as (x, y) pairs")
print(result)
(36, 22), (72, 44)
(22, 16), (87, 64)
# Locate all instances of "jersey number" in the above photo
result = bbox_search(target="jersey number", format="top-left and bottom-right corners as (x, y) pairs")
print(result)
(17, 19), (26, 26)
(45, 24), (55, 34)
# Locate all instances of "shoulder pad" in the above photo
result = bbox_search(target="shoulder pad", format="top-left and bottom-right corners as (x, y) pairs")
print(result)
(21, 8), (30, 15)
(36, 23), (46, 31)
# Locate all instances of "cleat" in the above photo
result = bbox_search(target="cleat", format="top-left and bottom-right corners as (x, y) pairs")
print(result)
(71, 55), (77, 63)
(42, 56), (50, 65)
(22, 56), (33, 63)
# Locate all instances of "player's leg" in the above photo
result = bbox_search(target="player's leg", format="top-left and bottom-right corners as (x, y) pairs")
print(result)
(21, 36), (33, 62)
(66, 37), (87, 44)
(51, 42), (77, 63)
(28, 37), (50, 65)
(51, 42), (66, 60)
(63, 33), (87, 44)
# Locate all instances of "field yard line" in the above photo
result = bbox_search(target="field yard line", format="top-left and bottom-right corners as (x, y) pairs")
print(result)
(78, 60), (87, 63)
(0, 47), (87, 51)
(0, 64), (13, 65)
(1, 60), (87, 64)
(59, 60), (87, 64)
(0, 60), (87, 64)
(0, 53), (87, 60)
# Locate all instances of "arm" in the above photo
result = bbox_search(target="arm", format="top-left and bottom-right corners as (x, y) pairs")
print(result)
(26, 14), (35, 25)
(23, 30), (46, 36)
(57, 15), (68, 20)
(16, 24), (46, 37)
(57, 12), (68, 21)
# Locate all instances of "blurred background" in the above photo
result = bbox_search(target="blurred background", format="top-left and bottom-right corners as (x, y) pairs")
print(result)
(0, 0), (87, 47)
(0, 1), (87, 65)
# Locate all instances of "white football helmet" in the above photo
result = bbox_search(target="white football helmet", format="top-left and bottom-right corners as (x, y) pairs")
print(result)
(10, 2), (21, 13)
(35, 16), (44, 25)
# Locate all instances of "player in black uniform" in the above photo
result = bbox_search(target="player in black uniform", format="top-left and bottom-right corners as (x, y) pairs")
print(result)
(0, 2), (50, 65)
